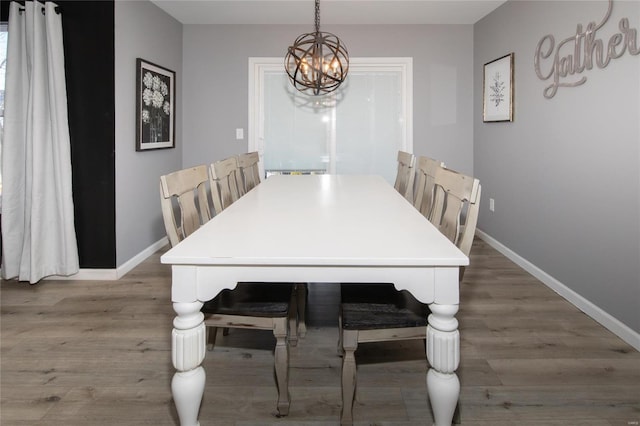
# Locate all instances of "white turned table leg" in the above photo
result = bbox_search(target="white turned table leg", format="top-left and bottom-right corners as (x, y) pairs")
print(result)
(172, 301), (207, 426)
(426, 303), (460, 426)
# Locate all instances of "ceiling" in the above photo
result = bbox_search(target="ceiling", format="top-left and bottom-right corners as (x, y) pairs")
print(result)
(149, 0), (508, 25)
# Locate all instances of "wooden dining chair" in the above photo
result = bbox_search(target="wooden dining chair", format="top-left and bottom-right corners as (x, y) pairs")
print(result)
(160, 165), (295, 416)
(209, 156), (242, 215)
(225, 152), (308, 340)
(236, 151), (262, 195)
(430, 166), (481, 280)
(412, 155), (445, 222)
(393, 150), (415, 202)
(338, 168), (481, 426)
(159, 165), (211, 247)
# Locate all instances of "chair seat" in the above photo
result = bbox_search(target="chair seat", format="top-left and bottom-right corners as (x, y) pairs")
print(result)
(341, 302), (427, 330)
(340, 283), (430, 330)
(202, 283), (293, 318)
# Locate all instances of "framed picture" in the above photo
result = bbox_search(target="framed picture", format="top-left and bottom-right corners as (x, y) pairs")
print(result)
(136, 58), (176, 151)
(483, 53), (514, 122)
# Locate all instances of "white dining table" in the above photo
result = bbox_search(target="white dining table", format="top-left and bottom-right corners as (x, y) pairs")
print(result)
(161, 174), (468, 426)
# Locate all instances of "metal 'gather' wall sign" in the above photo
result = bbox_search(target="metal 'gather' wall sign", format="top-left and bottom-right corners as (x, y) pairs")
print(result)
(534, 0), (639, 99)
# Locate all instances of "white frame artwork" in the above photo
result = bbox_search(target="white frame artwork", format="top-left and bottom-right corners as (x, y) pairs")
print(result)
(483, 53), (514, 123)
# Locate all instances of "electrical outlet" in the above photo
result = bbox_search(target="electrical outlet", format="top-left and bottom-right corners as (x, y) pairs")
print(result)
(489, 198), (495, 212)
(235, 128), (244, 140)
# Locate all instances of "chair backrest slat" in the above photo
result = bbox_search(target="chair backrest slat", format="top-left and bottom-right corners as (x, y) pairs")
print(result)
(210, 157), (241, 215)
(393, 151), (415, 202)
(237, 151), (262, 194)
(413, 156), (444, 221)
(159, 165), (211, 247)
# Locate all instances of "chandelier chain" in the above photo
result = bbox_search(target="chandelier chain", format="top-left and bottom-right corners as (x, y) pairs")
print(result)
(315, 0), (320, 33)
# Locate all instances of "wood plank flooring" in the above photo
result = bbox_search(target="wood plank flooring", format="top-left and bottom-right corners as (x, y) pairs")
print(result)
(2, 238), (639, 425)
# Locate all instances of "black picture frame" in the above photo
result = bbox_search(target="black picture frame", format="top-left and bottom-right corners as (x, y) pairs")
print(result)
(483, 53), (514, 123)
(136, 58), (176, 151)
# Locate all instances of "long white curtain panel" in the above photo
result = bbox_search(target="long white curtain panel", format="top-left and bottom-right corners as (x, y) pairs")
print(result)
(2, 1), (79, 283)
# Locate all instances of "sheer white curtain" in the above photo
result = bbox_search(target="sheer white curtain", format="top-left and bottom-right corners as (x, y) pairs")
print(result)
(1, 1), (78, 283)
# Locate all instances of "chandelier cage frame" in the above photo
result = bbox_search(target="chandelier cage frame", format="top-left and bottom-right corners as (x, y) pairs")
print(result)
(285, 0), (349, 96)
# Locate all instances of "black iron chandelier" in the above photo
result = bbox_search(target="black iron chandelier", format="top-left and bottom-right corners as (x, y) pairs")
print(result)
(285, 0), (349, 96)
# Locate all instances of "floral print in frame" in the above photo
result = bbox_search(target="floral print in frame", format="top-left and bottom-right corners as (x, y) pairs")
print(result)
(136, 58), (176, 150)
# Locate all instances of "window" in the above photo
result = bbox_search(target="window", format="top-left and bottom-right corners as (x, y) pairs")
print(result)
(249, 58), (413, 185)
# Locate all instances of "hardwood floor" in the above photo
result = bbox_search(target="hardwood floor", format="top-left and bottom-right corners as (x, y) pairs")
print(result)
(1, 238), (639, 425)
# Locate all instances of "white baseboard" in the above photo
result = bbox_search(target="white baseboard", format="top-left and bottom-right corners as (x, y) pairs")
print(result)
(115, 236), (169, 278)
(476, 229), (640, 352)
(43, 237), (168, 281)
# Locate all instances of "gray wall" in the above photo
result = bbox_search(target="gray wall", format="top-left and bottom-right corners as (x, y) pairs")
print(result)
(114, 1), (183, 266)
(474, 1), (640, 333)
(182, 24), (475, 175)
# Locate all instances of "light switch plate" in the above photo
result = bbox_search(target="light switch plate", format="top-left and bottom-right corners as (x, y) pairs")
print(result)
(236, 128), (244, 140)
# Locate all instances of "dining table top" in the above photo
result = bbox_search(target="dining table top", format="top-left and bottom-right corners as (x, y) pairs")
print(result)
(161, 174), (468, 269)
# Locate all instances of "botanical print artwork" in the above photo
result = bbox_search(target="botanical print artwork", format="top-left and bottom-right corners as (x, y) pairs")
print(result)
(483, 53), (513, 122)
(489, 72), (505, 107)
(141, 70), (171, 144)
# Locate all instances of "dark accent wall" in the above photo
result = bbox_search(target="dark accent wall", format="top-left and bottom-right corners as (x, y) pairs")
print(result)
(2, 0), (116, 268)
